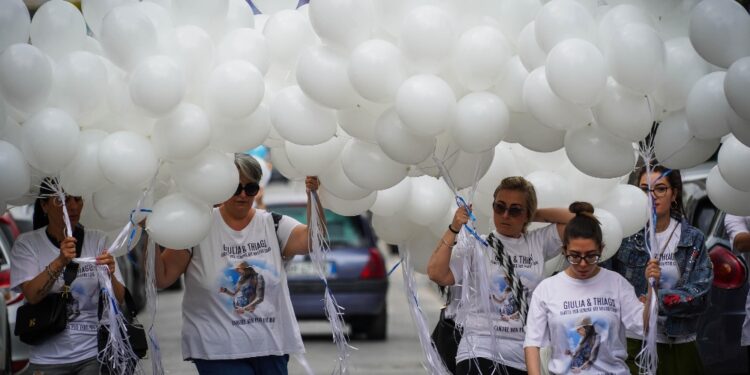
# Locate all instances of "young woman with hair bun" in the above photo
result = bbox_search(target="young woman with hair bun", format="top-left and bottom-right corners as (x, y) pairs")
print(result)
(524, 202), (660, 375)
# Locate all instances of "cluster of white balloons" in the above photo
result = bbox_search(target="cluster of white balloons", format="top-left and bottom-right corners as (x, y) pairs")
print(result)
(1, 0), (749, 260)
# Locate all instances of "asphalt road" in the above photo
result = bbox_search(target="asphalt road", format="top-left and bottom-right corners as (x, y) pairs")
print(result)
(136, 254), (444, 375)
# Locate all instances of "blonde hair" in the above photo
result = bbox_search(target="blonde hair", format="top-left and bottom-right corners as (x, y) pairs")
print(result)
(493, 176), (538, 232)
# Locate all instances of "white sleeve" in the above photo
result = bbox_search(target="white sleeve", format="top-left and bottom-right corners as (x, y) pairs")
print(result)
(9, 235), (41, 292)
(618, 274), (645, 334)
(524, 281), (550, 348)
(530, 224), (563, 261)
(448, 240), (471, 285)
(724, 214), (750, 248)
(277, 214), (302, 251)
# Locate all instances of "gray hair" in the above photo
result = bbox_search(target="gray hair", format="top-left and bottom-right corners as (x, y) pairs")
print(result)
(234, 153), (262, 182)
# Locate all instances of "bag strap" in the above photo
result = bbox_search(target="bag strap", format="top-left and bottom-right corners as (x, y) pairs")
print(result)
(270, 211), (283, 249)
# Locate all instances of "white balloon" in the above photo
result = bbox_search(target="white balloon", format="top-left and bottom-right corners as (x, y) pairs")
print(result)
(92, 183), (142, 222)
(173, 25), (215, 92)
(724, 57), (750, 122)
(211, 104), (272, 153)
(296, 45), (361, 110)
(263, 9), (316, 68)
(417, 133), (461, 177)
(495, 0), (542, 43)
(545, 38), (606, 106)
(706, 165), (750, 216)
(401, 227), (439, 274)
(452, 92), (509, 153)
(375, 107), (436, 165)
(21, 108), (80, 175)
(270, 85), (337, 145)
(518, 22), (547, 72)
(405, 175), (452, 226)
(718, 136), (750, 192)
(146, 192), (212, 249)
(151, 103), (210, 161)
(653, 111), (720, 169)
(348, 39), (407, 103)
(652, 37), (712, 113)
(523, 67), (593, 131)
(60, 130), (109, 196)
(447, 149), (495, 190)
(206, 60), (265, 120)
(341, 139), (408, 190)
(511, 145), (569, 175)
(129, 55), (186, 116)
(399, 5), (457, 73)
(319, 187), (376, 217)
(595, 208), (624, 262)
(564, 124), (636, 179)
(336, 100), (387, 142)
(728, 106), (750, 148)
(217, 28), (269, 74)
(493, 56), (529, 112)
(99, 4), (159, 71)
(598, 5), (656, 54)
(506, 111), (565, 153)
(170, 0), (228, 37)
(689, 0), (750, 69)
(81, 0), (137, 37)
(597, 184), (649, 237)
(535, 0), (595, 53)
(592, 77), (653, 142)
(606, 24), (665, 94)
(454, 25), (513, 91)
(525, 171), (572, 208)
(49, 51), (108, 122)
(172, 150), (239, 205)
(685, 71), (732, 140)
(98, 131), (159, 189)
(0, 43), (53, 114)
(268, 145), (304, 180)
(560, 162), (621, 206)
(285, 134), (349, 176)
(0, 140), (30, 201)
(0, 0), (30, 52)
(370, 178), (412, 216)
(225, 0), (255, 31)
(318, 156), (372, 200)
(308, 0), (375, 50)
(30, 0), (87, 60)
(371, 213), (417, 245)
(395, 74), (457, 137)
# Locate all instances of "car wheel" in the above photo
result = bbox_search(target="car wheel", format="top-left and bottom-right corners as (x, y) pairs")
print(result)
(365, 303), (387, 341)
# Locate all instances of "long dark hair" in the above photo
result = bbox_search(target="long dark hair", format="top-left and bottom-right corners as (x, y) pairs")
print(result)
(635, 164), (685, 219)
(563, 202), (603, 250)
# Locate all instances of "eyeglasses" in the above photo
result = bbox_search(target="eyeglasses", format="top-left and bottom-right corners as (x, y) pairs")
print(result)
(640, 185), (670, 198)
(492, 202), (525, 218)
(51, 195), (83, 207)
(565, 252), (601, 265)
(234, 182), (260, 197)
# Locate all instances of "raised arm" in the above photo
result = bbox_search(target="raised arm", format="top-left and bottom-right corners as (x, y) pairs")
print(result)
(427, 206), (468, 286)
(20, 236), (77, 304)
(533, 207), (575, 240)
(152, 245), (191, 289)
(283, 176), (326, 258)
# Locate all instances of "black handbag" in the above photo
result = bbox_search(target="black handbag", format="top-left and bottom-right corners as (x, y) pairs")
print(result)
(431, 308), (462, 375)
(14, 227), (84, 345)
(97, 288), (148, 365)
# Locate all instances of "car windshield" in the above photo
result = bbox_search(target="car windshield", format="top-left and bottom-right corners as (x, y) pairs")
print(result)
(269, 206), (365, 248)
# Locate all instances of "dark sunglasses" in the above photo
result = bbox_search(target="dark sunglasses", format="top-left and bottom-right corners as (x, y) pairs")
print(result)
(492, 202), (525, 218)
(234, 182), (260, 196)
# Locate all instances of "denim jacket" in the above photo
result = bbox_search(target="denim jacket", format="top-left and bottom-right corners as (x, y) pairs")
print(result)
(608, 218), (713, 338)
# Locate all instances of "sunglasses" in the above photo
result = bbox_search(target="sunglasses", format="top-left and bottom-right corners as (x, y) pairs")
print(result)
(234, 182), (260, 197)
(492, 202), (525, 218)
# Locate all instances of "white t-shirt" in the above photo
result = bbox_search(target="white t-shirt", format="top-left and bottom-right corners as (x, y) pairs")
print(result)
(524, 269), (644, 375)
(449, 224), (561, 370)
(443, 285), (461, 321)
(10, 227), (124, 365)
(181, 208), (305, 360)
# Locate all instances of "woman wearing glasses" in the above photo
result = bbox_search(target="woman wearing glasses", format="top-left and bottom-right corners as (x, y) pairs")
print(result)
(151, 153), (324, 375)
(608, 165), (712, 375)
(524, 202), (660, 375)
(428, 176), (573, 375)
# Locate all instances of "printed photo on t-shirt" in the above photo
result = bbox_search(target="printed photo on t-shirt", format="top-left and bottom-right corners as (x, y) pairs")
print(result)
(217, 259), (281, 325)
(491, 275), (529, 322)
(564, 315), (604, 374)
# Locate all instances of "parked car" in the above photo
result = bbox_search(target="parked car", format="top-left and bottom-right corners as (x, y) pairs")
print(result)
(264, 183), (389, 340)
(682, 162), (749, 375)
(0, 221), (28, 374)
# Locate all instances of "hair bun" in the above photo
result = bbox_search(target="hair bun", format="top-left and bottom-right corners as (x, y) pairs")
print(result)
(569, 201), (595, 216)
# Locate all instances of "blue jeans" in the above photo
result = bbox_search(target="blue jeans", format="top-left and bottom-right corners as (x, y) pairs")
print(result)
(193, 355), (290, 375)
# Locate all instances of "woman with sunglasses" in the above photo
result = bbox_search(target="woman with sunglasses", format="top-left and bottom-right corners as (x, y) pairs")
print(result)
(608, 165), (712, 375)
(151, 153), (324, 375)
(10, 181), (124, 374)
(428, 176), (573, 375)
(524, 202), (660, 375)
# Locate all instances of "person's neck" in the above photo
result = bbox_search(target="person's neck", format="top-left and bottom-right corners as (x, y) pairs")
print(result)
(655, 215), (672, 233)
(220, 206), (254, 231)
(46, 225), (66, 242)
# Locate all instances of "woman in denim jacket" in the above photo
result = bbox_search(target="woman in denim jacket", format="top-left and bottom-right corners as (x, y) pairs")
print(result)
(609, 165), (713, 375)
